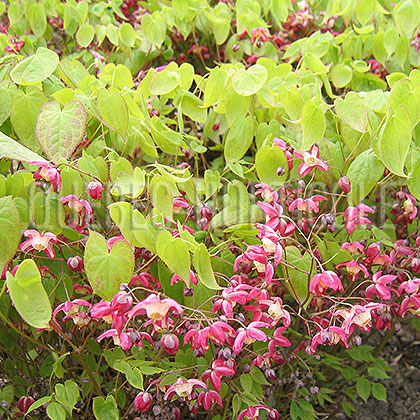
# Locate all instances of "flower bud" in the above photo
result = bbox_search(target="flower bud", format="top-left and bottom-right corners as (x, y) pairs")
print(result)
(183, 287), (194, 296)
(134, 392), (153, 413)
(233, 43), (240, 52)
(87, 181), (103, 200)
(67, 256), (83, 272)
(339, 176), (351, 194)
(17, 396), (34, 413)
(276, 166), (285, 176)
(310, 386), (319, 395)
(265, 368), (276, 381)
(267, 409), (280, 420)
(352, 335), (362, 346)
(160, 333), (179, 355)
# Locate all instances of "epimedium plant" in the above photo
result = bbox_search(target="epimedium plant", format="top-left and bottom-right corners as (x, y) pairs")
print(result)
(1, 0), (420, 420)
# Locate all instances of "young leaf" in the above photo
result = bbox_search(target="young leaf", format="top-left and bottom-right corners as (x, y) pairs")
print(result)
(10, 47), (59, 85)
(193, 244), (222, 290)
(156, 231), (191, 284)
(6, 259), (52, 329)
(76, 24), (95, 48)
(0, 196), (21, 271)
(84, 231), (134, 301)
(93, 396), (119, 420)
(334, 92), (367, 133)
(301, 100), (325, 148)
(255, 144), (287, 186)
(346, 149), (384, 203)
(224, 116), (254, 163)
(232, 64), (268, 97)
(97, 89), (129, 137)
(356, 378), (371, 402)
(36, 101), (87, 162)
(46, 402), (66, 420)
(379, 104), (411, 177)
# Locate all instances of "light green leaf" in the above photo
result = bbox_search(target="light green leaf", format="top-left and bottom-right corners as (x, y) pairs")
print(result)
(334, 92), (367, 133)
(150, 175), (175, 221)
(6, 259), (52, 329)
(346, 149), (384, 203)
(33, 192), (65, 235)
(156, 231), (190, 284)
(28, 3), (46, 37)
(111, 167), (146, 198)
(150, 70), (180, 95)
(301, 100), (325, 148)
(93, 396), (119, 420)
(204, 68), (225, 107)
(271, 0), (289, 24)
(119, 22), (136, 47)
(84, 231), (134, 301)
(331, 64), (353, 88)
(0, 131), (46, 163)
(372, 383), (387, 401)
(10, 47), (59, 85)
(224, 116), (254, 163)
(76, 24), (95, 48)
(36, 100), (87, 162)
(46, 402), (66, 420)
(193, 244), (222, 290)
(0, 196), (21, 271)
(356, 0), (375, 26)
(97, 89), (129, 136)
(379, 104), (412, 177)
(232, 64), (268, 97)
(255, 144), (287, 186)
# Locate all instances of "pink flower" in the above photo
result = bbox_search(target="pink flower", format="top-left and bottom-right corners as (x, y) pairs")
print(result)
(336, 260), (369, 282)
(30, 161), (61, 192)
(365, 271), (397, 300)
(342, 241), (365, 254)
(61, 194), (93, 232)
(238, 405), (279, 420)
(273, 138), (294, 171)
(184, 322), (235, 352)
(250, 27), (270, 44)
(310, 326), (349, 353)
(171, 270), (198, 286)
(134, 392), (153, 412)
(164, 378), (206, 401)
(310, 271), (344, 296)
(233, 322), (269, 354)
(288, 195), (327, 213)
(197, 390), (223, 410)
(202, 359), (235, 392)
(293, 144), (329, 177)
(67, 256), (83, 272)
(20, 230), (57, 258)
(268, 327), (291, 355)
(335, 303), (385, 334)
(128, 294), (184, 322)
(343, 204), (375, 235)
(173, 197), (190, 213)
(53, 299), (92, 328)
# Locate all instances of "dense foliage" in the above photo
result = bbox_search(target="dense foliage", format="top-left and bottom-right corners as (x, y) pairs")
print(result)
(1, 0), (420, 419)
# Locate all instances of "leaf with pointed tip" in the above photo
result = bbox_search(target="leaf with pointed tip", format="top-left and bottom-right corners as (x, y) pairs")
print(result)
(97, 89), (129, 137)
(0, 131), (46, 163)
(0, 196), (21, 271)
(84, 231), (134, 301)
(6, 259), (52, 329)
(334, 92), (367, 133)
(36, 100), (87, 162)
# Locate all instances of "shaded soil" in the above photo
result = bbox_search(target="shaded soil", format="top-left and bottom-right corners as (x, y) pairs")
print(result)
(333, 324), (420, 420)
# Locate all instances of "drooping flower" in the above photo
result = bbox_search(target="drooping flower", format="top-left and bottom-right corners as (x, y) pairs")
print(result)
(87, 181), (103, 200)
(336, 260), (369, 282)
(30, 161), (61, 192)
(202, 359), (236, 392)
(250, 27), (270, 44)
(343, 204), (375, 235)
(293, 144), (329, 177)
(61, 194), (93, 232)
(273, 138), (294, 171)
(134, 392), (153, 413)
(161, 333), (179, 355)
(20, 230), (58, 258)
(197, 390), (223, 410)
(310, 270), (344, 296)
(238, 405), (279, 420)
(335, 303), (385, 334)
(310, 326), (349, 353)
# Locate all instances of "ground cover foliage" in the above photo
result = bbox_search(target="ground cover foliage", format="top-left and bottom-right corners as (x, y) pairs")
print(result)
(1, 0), (420, 419)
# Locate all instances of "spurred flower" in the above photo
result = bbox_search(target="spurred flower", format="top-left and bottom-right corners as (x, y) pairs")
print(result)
(202, 359), (236, 392)
(310, 326), (349, 353)
(288, 195), (328, 213)
(30, 161), (61, 192)
(250, 27), (270, 44)
(164, 378), (206, 401)
(335, 303), (385, 334)
(293, 144), (329, 177)
(197, 390), (223, 410)
(273, 138), (294, 171)
(67, 256), (83, 272)
(128, 294), (184, 322)
(336, 260), (369, 282)
(310, 271), (344, 296)
(343, 204), (375, 234)
(238, 405), (279, 420)
(365, 271), (397, 300)
(20, 230), (57, 258)
(233, 322), (269, 354)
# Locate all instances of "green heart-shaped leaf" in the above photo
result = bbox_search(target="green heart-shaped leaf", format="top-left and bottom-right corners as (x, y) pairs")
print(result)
(0, 196), (21, 271)
(36, 100), (87, 162)
(84, 231), (134, 301)
(97, 89), (129, 136)
(6, 259), (52, 329)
